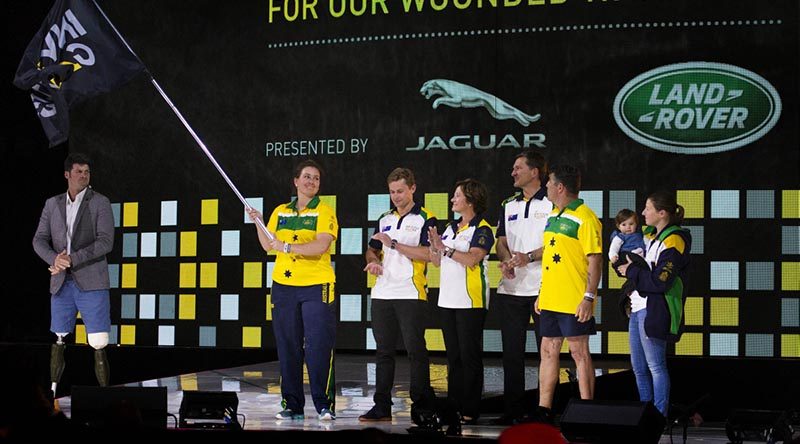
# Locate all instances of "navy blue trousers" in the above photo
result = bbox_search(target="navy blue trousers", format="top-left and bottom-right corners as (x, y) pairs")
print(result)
(272, 282), (336, 414)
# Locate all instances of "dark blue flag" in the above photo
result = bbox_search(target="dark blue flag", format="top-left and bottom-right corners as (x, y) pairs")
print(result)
(13, 0), (145, 147)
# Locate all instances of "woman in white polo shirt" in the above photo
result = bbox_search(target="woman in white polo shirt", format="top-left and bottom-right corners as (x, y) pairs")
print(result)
(428, 178), (494, 425)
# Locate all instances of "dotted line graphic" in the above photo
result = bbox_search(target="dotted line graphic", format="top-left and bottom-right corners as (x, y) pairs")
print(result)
(268, 19), (782, 48)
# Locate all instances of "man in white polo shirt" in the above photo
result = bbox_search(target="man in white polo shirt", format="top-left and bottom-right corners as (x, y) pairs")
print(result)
(492, 150), (552, 424)
(360, 167), (437, 422)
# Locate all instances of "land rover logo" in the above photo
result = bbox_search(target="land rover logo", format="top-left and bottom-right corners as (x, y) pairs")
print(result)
(613, 62), (782, 154)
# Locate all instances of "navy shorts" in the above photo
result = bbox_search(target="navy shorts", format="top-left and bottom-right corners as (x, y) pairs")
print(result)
(539, 309), (596, 337)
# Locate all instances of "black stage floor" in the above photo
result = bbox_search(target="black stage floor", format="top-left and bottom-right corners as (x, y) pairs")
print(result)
(48, 354), (789, 443)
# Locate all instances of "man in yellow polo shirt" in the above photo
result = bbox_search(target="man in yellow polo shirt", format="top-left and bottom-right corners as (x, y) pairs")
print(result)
(533, 163), (602, 423)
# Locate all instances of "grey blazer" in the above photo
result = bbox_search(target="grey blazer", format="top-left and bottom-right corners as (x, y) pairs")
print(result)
(33, 188), (115, 295)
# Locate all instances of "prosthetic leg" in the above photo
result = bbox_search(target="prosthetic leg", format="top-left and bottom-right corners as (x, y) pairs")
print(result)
(88, 332), (110, 386)
(50, 334), (67, 396)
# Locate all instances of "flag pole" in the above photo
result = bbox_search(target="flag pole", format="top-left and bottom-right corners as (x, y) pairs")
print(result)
(91, 0), (274, 240)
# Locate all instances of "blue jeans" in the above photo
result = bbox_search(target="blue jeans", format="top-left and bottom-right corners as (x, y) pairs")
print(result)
(629, 309), (669, 416)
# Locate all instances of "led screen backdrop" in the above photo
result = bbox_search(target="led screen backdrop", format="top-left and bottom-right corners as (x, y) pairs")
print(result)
(22, 0), (800, 358)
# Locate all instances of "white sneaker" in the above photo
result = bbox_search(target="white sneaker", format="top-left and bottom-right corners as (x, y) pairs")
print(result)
(318, 408), (336, 421)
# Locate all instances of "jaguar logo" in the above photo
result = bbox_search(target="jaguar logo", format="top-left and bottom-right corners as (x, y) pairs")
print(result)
(420, 79), (540, 127)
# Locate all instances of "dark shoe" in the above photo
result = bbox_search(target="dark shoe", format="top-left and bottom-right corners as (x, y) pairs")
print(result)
(359, 405), (392, 422)
(491, 414), (523, 426)
(446, 421), (462, 436)
(525, 406), (555, 425)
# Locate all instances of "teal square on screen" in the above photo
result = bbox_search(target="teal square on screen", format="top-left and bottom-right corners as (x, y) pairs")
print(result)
(710, 261), (739, 290)
(340, 228), (363, 255)
(745, 262), (773, 291)
(368, 194), (390, 221)
(525, 331), (538, 353)
(161, 200), (177, 226)
(608, 190), (636, 219)
(160, 232), (176, 257)
(340, 294), (362, 322)
(782, 299), (799, 327)
(746, 190), (774, 218)
(783, 226), (800, 255)
(579, 190), (603, 218)
(108, 325), (118, 345)
(108, 264), (119, 288)
(121, 294), (136, 319)
(199, 326), (216, 347)
(711, 190), (740, 218)
(684, 226), (704, 254)
(159, 294), (175, 319)
(158, 326), (175, 346)
(483, 330), (502, 352)
(122, 233), (138, 258)
(366, 295), (372, 322)
(111, 203), (121, 227)
(710, 333), (738, 356)
(745, 334), (773, 357)
(221, 230), (240, 256)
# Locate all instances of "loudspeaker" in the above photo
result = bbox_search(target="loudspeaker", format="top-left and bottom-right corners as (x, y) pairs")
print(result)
(725, 409), (793, 444)
(70, 386), (168, 429)
(559, 399), (665, 444)
(179, 391), (239, 429)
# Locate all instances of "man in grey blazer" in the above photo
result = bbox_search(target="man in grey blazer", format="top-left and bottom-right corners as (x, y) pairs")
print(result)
(33, 153), (114, 394)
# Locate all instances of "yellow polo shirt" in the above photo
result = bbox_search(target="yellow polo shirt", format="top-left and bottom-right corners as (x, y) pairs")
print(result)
(267, 196), (338, 288)
(538, 199), (602, 314)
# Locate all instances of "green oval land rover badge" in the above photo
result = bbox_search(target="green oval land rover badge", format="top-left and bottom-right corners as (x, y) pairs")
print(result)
(613, 62), (782, 154)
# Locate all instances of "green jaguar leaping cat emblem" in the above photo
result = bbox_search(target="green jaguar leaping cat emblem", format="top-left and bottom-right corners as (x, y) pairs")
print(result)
(420, 79), (541, 127)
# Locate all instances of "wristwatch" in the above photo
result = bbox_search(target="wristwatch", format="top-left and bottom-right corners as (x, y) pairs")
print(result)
(390, 239), (398, 249)
(527, 251), (535, 263)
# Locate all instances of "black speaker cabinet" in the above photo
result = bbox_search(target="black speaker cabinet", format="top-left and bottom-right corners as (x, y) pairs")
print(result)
(70, 386), (168, 429)
(178, 391), (239, 429)
(559, 399), (665, 444)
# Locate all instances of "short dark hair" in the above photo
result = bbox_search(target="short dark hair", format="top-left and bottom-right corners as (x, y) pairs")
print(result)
(293, 159), (323, 179)
(647, 191), (685, 225)
(64, 153), (91, 172)
(455, 178), (489, 215)
(387, 167), (415, 187)
(515, 150), (547, 183)
(549, 163), (581, 195)
(615, 209), (639, 227)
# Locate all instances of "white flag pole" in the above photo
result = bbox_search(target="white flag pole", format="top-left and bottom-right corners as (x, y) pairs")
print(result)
(92, 0), (273, 240)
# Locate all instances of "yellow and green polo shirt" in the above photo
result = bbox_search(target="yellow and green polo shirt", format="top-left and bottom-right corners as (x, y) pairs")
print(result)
(538, 198), (602, 314)
(267, 196), (338, 288)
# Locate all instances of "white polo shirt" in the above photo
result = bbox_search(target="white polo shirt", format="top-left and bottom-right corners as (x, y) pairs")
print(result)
(370, 203), (437, 300)
(496, 188), (552, 297)
(438, 217), (495, 309)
